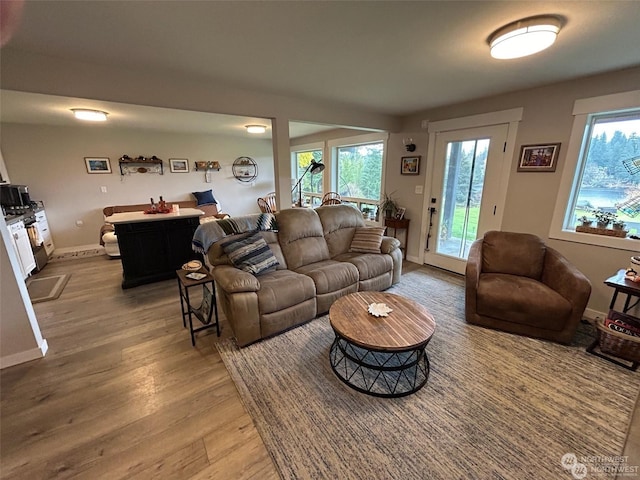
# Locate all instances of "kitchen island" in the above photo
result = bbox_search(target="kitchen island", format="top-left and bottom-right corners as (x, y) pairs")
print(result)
(105, 208), (204, 288)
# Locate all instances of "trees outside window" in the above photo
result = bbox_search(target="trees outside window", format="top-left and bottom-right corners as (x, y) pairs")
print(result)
(565, 111), (640, 231)
(337, 142), (383, 205)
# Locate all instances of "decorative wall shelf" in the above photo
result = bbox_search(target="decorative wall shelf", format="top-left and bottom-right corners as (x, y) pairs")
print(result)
(119, 156), (163, 175)
(232, 157), (257, 182)
(194, 161), (221, 172)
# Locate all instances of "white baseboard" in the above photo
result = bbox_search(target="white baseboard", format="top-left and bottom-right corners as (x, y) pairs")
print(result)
(0, 339), (48, 369)
(584, 307), (607, 322)
(50, 244), (106, 261)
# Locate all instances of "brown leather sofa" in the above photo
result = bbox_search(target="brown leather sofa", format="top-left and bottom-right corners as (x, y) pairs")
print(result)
(465, 230), (591, 344)
(205, 204), (402, 347)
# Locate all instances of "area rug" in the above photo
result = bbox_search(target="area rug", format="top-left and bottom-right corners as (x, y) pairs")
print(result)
(217, 268), (640, 480)
(26, 274), (71, 303)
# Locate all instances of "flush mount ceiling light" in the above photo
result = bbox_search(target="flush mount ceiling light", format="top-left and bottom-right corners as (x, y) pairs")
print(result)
(488, 15), (561, 60)
(71, 109), (109, 121)
(245, 124), (267, 134)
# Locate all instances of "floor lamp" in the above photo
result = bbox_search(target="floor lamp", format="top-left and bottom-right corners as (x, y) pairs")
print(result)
(291, 160), (325, 207)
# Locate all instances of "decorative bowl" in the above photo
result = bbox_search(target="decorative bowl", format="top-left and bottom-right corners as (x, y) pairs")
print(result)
(182, 260), (202, 271)
(368, 303), (392, 317)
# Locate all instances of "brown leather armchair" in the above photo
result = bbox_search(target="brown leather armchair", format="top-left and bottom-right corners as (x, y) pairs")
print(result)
(465, 231), (591, 344)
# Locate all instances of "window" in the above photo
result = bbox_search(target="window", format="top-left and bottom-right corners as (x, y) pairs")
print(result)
(551, 90), (640, 250)
(331, 133), (388, 215)
(565, 112), (640, 228)
(292, 146), (323, 207)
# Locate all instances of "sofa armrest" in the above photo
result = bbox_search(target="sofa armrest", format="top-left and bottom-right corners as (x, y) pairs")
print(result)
(99, 223), (114, 246)
(212, 265), (260, 293)
(542, 247), (591, 308)
(380, 236), (401, 254)
(464, 238), (483, 320)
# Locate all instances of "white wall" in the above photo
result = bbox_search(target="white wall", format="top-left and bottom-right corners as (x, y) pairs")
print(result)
(402, 66), (640, 315)
(1, 123), (274, 249)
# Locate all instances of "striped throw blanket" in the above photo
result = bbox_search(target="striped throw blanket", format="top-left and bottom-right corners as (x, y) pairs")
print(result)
(192, 213), (277, 254)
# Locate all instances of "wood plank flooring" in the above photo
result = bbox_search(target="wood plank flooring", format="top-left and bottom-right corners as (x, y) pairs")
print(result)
(0, 255), (279, 479)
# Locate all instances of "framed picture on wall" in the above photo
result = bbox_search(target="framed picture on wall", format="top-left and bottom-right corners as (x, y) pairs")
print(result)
(401, 156), (420, 175)
(170, 158), (189, 173)
(517, 143), (561, 172)
(85, 157), (111, 174)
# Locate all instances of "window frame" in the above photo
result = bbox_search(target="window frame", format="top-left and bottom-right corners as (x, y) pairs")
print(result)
(549, 90), (640, 251)
(327, 132), (389, 214)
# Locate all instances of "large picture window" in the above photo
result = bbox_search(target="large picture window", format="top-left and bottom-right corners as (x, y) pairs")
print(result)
(550, 90), (640, 250)
(334, 136), (386, 214)
(564, 111), (640, 230)
(292, 147), (323, 207)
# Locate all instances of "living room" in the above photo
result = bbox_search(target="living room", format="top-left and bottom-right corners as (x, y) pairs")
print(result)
(1, 1), (639, 478)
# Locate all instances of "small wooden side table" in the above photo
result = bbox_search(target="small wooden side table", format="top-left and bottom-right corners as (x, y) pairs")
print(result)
(176, 268), (220, 346)
(384, 217), (410, 260)
(605, 269), (640, 312)
(585, 269), (640, 370)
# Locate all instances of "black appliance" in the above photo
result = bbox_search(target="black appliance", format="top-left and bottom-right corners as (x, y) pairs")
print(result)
(1, 184), (32, 215)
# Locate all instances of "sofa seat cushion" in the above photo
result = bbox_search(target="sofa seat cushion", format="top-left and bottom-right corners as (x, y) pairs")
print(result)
(334, 252), (392, 281)
(477, 273), (572, 331)
(257, 270), (316, 315)
(295, 260), (359, 295)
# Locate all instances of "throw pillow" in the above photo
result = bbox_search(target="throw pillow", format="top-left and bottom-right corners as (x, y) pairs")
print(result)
(349, 226), (386, 254)
(221, 232), (279, 275)
(192, 189), (218, 206)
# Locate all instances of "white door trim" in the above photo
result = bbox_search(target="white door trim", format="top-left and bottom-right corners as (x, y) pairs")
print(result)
(418, 108), (522, 266)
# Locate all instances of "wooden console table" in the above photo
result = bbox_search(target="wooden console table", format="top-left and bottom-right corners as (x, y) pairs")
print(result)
(384, 217), (410, 260)
(106, 209), (203, 288)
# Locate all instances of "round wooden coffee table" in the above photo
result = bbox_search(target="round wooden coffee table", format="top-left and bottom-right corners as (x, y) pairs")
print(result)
(329, 291), (436, 397)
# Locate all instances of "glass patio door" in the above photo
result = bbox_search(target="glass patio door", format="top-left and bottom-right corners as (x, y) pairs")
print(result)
(424, 124), (508, 274)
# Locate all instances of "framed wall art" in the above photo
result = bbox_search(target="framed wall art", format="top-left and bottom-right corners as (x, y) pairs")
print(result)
(401, 156), (421, 175)
(517, 143), (561, 172)
(170, 158), (189, 173)
(85, 157), (111, 174)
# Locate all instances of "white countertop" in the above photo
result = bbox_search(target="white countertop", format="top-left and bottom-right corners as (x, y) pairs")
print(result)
(105, 208), (204, 224)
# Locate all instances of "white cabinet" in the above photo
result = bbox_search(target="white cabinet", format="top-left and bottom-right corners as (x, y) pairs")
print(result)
(9, 220), (36, 279)
(35, 210), (54, 256)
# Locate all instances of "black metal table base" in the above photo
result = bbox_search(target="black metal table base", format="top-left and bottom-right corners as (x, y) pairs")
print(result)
(586, 339), (639, 371)
(329, 335), (430, 397)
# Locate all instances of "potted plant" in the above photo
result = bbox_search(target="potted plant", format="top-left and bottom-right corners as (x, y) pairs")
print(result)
(361, 206), (372, 219)
(577, 215), (592, 227)
(592, 208), (616, 228)
(378, 192), (398, 219)
(613, 219), (626, 230)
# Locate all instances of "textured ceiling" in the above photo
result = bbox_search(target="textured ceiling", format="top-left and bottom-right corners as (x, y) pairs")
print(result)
(2, 1), (639, 134)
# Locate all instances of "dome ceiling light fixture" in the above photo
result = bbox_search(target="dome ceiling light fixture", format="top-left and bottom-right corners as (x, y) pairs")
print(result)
(488, 15), (562, 60)
(71, 108), (109, 121)
(245, 124), (267, 134)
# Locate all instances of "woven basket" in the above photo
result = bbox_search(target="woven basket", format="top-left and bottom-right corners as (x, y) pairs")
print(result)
(595, 310), (640, 363)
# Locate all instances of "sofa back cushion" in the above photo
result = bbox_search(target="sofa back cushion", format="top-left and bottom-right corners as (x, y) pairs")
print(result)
(277, 208), (330, 270)
(316, 204), (366, 257)
(481, 230), (546, 280)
